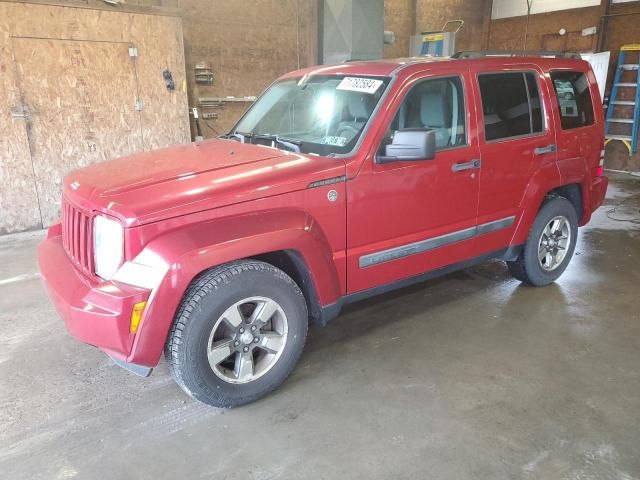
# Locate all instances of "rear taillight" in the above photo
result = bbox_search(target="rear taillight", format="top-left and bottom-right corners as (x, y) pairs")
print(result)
(596, 143), (605, 177)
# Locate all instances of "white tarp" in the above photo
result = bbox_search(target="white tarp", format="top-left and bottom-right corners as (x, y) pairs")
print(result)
(581, 51), (611, 102)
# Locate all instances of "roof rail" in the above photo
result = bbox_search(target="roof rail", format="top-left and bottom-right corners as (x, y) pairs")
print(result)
(452, 51), (583, 60)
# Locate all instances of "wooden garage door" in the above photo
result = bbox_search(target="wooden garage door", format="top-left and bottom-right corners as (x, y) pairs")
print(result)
(11, 37), (143, 226)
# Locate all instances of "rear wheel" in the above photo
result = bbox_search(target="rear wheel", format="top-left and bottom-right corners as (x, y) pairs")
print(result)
(165, 260), (308, 407)
(507, 196), (578, 286)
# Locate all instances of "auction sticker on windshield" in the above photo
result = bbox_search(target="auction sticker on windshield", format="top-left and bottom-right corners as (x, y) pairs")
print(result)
(322, 136), (348, 146)
(336, 77), (384, 94)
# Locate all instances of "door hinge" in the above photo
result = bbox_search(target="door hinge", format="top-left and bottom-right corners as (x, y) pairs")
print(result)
(10, 105), (31, 120)
(129, 46), (138, 58)
(135, 98), (144, 111)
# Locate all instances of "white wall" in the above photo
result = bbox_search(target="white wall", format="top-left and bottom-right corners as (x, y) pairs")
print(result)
(492, 0), (639, 19)
(492, 0), (598, 19)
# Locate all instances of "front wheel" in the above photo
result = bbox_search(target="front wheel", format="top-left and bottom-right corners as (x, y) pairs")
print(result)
(165, 260), (308, 407)
(507, 196), (578, 286)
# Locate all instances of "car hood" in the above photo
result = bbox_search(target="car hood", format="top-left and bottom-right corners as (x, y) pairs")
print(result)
(63, 139), (346, 226)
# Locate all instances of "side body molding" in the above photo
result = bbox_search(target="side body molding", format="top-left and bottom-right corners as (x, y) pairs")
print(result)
(125, 209), (342, 367)
(359, 216), (515, 268)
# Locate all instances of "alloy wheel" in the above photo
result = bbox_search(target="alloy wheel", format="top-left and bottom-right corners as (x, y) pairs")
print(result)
(206, 296), (288, 384)
(537, 215), (571, 271)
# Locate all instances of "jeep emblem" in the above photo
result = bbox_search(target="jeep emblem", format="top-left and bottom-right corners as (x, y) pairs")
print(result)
(327, 190), (338, 202)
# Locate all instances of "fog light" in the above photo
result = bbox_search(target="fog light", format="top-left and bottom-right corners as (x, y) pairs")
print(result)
(130, 301), (147, 333)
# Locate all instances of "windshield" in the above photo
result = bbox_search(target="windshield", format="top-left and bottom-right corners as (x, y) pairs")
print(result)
(230, 75), (391, 156)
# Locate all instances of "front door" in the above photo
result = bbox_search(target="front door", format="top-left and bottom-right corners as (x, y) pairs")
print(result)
(346, 69), (481, 293)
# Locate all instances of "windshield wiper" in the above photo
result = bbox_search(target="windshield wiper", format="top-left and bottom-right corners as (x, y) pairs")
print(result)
(253, 134), (302, 153)
(228, 131), (302, 153)
(225, 131), (251, 143)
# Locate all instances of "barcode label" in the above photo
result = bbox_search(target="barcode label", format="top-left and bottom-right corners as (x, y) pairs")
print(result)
(336, 77), (383, 94)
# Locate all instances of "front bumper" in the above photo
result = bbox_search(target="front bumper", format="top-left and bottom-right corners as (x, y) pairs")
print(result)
(38, 227), (151, 365)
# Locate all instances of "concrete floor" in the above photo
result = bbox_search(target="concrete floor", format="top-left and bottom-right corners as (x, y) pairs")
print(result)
(1, 173), (639, 480)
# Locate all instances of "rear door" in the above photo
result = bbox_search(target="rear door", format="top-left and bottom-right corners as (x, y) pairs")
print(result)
(471, 66), (558, 254)
(548, 69), (603, 192)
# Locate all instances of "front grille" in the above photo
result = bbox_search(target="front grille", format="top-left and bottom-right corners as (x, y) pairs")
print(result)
(61, 199), (94, 274)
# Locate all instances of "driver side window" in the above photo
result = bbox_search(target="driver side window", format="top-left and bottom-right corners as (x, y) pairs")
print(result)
(383, 76), (467, 152)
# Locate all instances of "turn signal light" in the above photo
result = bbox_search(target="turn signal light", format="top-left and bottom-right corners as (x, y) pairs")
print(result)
(130, 301), (147, 334)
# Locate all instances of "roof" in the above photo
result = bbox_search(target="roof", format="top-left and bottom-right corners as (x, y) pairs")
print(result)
(281, 54), (590, 80)
(281, 56), (452, 79)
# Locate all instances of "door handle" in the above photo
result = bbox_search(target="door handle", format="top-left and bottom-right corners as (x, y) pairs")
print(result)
(452, 159), (480, 172)
(534, 144), (556, 155)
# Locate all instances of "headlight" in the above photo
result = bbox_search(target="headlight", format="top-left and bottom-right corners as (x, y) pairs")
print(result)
(93, 215), (124, 280)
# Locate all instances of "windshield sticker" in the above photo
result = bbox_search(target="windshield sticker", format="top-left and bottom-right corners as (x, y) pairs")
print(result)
(322, 136), (348, 146)
(336, 77), (383, 95)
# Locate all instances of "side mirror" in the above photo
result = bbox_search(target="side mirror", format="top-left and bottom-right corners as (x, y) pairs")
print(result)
(377, 129), (436, 164)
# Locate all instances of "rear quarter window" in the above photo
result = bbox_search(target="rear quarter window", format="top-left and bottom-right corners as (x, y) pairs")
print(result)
(550, 71), (594, 129)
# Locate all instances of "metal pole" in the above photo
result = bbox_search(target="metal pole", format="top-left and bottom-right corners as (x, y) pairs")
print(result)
(295, 0), (301, 69)
(523, 0), (532, 50)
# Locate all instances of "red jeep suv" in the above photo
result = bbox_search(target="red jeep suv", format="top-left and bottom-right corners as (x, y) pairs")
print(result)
(39, 53), (608, 407)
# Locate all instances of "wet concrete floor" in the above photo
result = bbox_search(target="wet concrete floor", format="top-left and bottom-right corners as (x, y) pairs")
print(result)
(1, 173), (639, 479)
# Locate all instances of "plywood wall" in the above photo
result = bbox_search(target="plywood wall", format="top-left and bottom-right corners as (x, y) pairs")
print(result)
(12, 38), (145, 226)
(0, 2), (189, 233)
(0, 4), (40, 233)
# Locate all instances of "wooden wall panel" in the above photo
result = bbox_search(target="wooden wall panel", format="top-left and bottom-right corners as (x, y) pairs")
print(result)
(12, 38), (143, 225)
(130, 14), (190, 150)
(0, 2), (189, 233)
(0, 4), (42, 233)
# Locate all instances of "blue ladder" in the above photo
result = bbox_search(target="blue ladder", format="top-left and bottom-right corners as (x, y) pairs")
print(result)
(605, 44), (640, 155)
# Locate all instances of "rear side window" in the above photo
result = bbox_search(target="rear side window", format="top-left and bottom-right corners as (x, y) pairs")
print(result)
(550, 71), (594, 129)
(478, 72), (544, 141)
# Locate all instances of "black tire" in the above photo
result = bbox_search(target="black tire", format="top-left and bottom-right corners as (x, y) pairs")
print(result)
(507, 196), (578, 286)
(165, 260), (308, 407)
